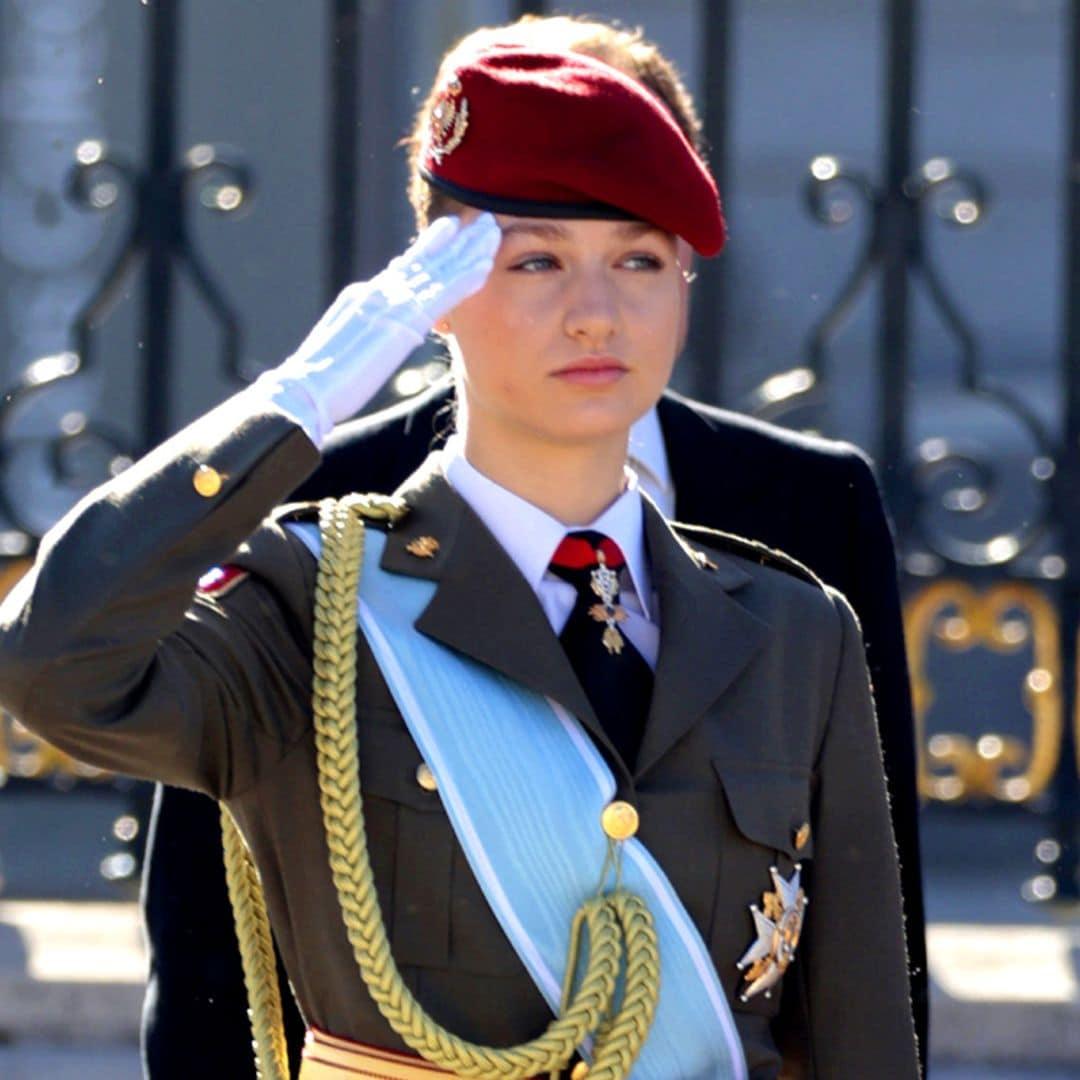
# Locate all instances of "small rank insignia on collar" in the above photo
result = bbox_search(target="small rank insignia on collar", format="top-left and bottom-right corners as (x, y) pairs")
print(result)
(736, 864), (808, 1001)
(692, 549), (718, 571)
(405, 535), (440, 559)
(196, 565), (249, 598)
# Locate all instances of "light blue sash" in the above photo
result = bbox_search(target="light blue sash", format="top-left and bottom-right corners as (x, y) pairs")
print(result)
(291, 523), (746, 1080)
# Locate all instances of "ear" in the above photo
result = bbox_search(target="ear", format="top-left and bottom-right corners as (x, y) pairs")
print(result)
(675, 238), (694, 351)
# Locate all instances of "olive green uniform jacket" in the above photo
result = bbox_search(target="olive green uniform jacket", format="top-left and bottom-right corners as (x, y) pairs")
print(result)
(0, 396), (918, 1079)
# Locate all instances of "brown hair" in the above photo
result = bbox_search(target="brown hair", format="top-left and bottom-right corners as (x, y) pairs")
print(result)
(405, 14), (705, 228)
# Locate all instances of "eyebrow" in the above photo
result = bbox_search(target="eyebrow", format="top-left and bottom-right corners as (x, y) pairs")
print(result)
(498, 219), (670, 241)
(614, 220), (668, 240)
(499, 221), (571, 240)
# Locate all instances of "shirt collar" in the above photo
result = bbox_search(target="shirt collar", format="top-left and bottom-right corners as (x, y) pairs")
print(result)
(628, 408), (674, 517)
(443, 435), (653, 619)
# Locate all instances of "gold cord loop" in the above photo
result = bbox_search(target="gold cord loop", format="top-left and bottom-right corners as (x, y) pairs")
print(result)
(221, 804), (290, 1079)
(223, 494), (660, 1078)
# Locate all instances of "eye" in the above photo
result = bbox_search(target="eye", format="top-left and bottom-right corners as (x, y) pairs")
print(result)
(509, 253), (561, 273)
(619, 252), (665, 272)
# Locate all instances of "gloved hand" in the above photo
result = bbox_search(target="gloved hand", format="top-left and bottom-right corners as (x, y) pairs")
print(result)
(255, 212), (500, 447)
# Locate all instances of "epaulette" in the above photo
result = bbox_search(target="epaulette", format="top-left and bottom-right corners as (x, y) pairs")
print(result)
(274, 499), (321, 524)
(273, 495), (408, 532)
(671, 521), (826, 590)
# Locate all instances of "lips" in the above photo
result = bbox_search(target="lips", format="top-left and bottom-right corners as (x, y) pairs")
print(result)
(551, 355), (629, 385)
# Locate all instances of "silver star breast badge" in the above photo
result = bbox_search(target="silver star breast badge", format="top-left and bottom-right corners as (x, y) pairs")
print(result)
(736, 864), (808, 1001)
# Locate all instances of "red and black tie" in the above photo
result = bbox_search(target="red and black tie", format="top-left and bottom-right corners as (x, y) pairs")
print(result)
(548, 530), (653, 770)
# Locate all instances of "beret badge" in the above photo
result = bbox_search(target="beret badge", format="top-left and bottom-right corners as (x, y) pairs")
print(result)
(426, 75), (469, 165)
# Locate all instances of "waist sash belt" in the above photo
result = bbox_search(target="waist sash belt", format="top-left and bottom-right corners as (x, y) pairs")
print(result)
(299, 1028), (454, 1079)
(290, 524), (747, 1080)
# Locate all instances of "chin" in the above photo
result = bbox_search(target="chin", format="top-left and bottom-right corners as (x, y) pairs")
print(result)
(537, 407), (641, 447)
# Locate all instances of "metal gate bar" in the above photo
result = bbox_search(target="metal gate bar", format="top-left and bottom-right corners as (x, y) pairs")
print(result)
(1047, 0), (1080, 901)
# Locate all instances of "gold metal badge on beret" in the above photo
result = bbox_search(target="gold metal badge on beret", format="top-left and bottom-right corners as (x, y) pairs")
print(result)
(736, 865), (808, 1001)
(427, 75), (469, 164)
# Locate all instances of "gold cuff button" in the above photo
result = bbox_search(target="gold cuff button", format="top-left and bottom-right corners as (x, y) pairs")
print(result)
(600, 800), (639, 841)
(794, 822), (811, 851)
(193, 464), (224, 498)
(570, 1063), (590, 1080)
(415, 763), (438, 792)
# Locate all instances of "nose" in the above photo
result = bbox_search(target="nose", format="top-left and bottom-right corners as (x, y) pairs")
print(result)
(563, 266), (619, 348)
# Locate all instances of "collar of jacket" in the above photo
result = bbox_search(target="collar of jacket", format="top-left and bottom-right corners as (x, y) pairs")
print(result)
(379, 454), (769, 783)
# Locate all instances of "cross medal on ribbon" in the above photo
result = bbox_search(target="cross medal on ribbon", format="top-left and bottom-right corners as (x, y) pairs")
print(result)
(588, 550), (628, 655)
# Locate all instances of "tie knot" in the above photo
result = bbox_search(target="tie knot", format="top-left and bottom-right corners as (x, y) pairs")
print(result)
(550, 530), (626, 572)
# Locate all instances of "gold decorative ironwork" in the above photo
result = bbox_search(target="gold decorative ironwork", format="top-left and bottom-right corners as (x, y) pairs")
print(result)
(904, 580), (1061, 804)
(0, 713), (109, 784)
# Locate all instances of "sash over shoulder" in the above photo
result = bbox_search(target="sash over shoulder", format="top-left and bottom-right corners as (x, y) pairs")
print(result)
(289, 520), (747, 1080)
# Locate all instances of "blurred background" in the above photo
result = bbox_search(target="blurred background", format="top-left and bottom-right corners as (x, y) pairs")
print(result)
(0, 0), (1077, 1075)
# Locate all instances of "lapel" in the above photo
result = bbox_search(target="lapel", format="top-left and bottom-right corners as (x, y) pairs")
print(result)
(377, 453), (771, 784)
(380, 456), (608, 754)
(635, 497), (771, 779)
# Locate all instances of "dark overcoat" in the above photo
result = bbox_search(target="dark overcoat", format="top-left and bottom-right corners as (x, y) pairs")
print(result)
(0, 395), (918, 1079)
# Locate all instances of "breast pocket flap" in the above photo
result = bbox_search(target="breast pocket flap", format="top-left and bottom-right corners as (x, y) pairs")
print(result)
(712, 759), (813, 861)
(357, 719), (445, 813)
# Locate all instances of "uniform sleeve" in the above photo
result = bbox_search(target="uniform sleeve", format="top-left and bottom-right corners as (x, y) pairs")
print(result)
(794, 590), (920, 1077)
(0, 392), (323, 798)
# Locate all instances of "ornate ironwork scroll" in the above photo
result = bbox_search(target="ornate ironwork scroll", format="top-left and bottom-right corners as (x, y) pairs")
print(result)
(745, 0), (1077, 899)
(0, 0), (253, 562)
(905, 580), (1061, 804)
(0, 1), (250, 792)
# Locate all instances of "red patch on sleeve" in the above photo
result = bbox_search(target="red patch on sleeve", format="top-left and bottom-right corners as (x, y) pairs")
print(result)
(196, 565), (249, 598)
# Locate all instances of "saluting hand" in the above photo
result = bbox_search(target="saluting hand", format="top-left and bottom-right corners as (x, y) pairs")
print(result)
(258, 212), (500, 447)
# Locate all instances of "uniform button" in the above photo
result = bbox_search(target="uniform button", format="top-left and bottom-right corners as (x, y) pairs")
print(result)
(192, 464), (224, 497)
(415, 762), (438, 792)
(794, 822), (811, 851)
(571, 1063), (590, 1080)
(600, 800), (639, 841)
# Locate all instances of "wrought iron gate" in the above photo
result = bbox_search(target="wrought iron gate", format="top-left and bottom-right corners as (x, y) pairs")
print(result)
(0, 0), (1075, 902)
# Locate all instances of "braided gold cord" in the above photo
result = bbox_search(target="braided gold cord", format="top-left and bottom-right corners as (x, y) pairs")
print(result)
(587, 892), (661, 1080)
(221, 804), (290, 1080)
(223, 492), (660, 1079)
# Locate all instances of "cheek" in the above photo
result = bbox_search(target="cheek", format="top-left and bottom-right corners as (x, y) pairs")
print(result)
(632, 278), (685, 353)
(452, 280), (560, 367)
(446, 290), (502, 359)
(448, 293), (526, 400)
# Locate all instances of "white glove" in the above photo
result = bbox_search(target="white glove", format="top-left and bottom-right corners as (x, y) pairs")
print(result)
(255, 212), (500, 447)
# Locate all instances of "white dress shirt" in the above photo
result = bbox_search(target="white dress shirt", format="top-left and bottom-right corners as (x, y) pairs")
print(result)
(271, 376), (678, 665)
(628, 408), (675, 519)
(443, 431), (664, 669)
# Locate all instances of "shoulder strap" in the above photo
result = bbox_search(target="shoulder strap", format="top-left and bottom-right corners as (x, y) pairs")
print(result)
(673, 521), (826, 589)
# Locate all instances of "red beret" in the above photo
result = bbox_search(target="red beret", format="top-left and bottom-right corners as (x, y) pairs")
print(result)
(419, 48), (726, 257)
